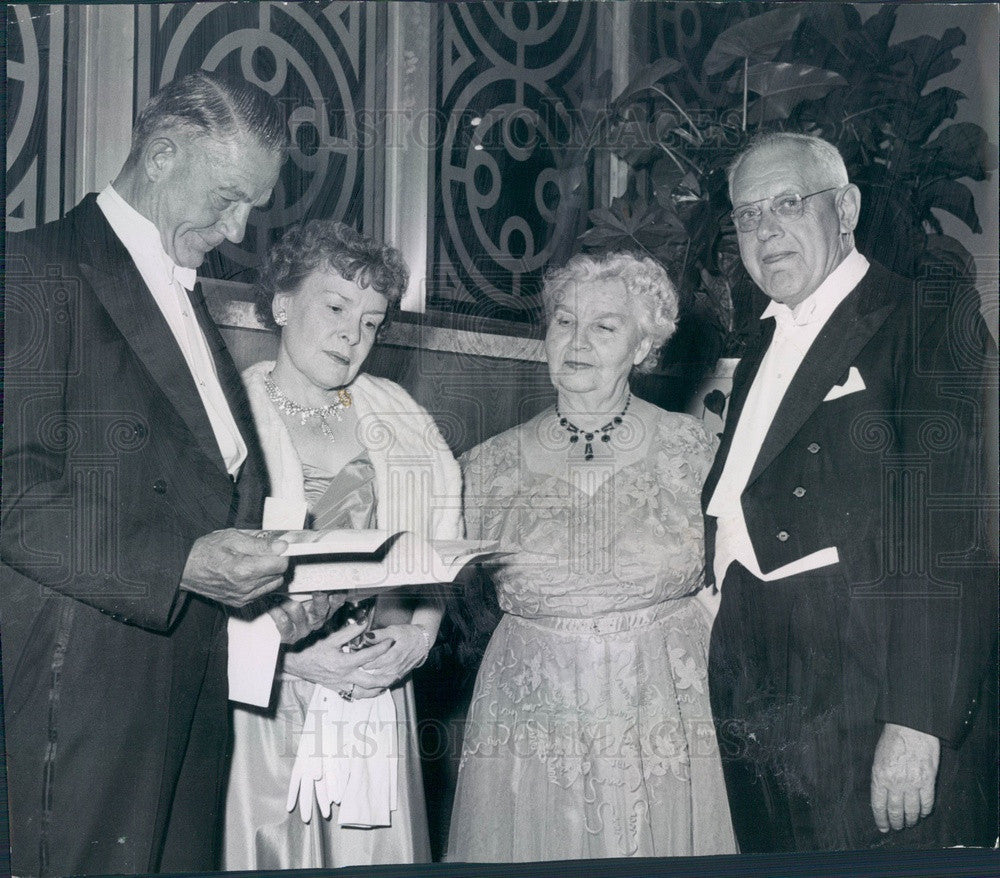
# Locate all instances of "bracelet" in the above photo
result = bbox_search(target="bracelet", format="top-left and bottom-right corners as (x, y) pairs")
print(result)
(414, 625), (433, 667)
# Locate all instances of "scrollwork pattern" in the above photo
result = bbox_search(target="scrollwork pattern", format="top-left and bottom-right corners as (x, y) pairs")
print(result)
(6, 4), (65, 233)
(430, 2), (598, 321)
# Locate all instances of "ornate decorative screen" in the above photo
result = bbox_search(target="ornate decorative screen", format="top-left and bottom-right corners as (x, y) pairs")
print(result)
(6, 3), (68, 233)
(427, 2), (603, 324)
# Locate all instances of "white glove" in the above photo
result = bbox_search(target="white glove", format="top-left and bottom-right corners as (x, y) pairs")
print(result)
(319, 689), (398, 827)
(285, 685), (333, 822)
(286, 685), (399, 827)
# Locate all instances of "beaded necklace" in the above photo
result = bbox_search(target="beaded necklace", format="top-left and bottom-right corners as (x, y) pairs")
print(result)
(556, 393), (631, 461)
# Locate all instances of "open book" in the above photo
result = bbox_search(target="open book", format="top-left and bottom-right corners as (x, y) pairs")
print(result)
(229, 519), (502, 707)
(274, 528), (501, 592)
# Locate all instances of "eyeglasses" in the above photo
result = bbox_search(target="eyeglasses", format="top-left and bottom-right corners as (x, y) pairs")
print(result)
(730, 187), (841, 232)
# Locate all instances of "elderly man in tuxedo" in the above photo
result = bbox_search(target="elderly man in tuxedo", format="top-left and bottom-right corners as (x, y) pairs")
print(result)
(2, 71), (333, 876)
(703, 132), (997, 851)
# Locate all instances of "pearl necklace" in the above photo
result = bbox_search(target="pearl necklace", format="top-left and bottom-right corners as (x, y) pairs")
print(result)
(264, 375), (352, 441)
(556, 393), (631, 461)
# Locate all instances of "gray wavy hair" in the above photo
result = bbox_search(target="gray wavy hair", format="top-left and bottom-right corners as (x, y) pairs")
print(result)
(127, 70), (288, 165)
(541, 252), (679, 373)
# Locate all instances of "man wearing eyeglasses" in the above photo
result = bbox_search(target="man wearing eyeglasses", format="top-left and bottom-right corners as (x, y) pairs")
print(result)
(702, 132), (996, 851)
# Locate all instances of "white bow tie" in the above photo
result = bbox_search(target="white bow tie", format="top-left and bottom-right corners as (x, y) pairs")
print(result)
(172, 265), (197, 292)
(768, 299), (821, 334)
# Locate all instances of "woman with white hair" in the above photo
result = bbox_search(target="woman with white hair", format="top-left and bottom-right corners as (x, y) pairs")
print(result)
(447, 252), (736, 860)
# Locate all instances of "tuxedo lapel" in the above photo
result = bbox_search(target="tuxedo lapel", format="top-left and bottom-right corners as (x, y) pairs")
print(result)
(188, 282), (251, 431)
(701, 317), (776, 511)
(747, 268), (897, 485)
(72, 198), (229, 475)
(187, 282), (268, 495)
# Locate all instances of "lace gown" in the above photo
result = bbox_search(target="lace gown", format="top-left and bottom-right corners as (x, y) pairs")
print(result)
(447, 411), (736, 861)
(224, 456), (430, 869)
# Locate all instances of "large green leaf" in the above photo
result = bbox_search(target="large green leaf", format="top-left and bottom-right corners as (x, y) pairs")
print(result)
(861, 5), (897, 52)
(580, 197), (686, 257)
(855, 172), (922, 276)
(735, 62), (848, 123)
(611, 56), (682, 110)
(794, 5), (859, 68)
(578, 226), (635, 250)
(888, 28), (965, 90)
(607, 117), (661, 168)
(586, 202), (632, 235)
(703, 7), (805, 75)
(922, 122), (996, 181)
(921, 179), (981, 233)
(653, 110), (690, 150)
(900, 87), (964, 144)
(650, 157), (687, 208)
(697, 267), (735, 334)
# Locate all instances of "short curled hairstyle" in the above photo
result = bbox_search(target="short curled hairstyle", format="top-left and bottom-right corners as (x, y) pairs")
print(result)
(254, 220), (409, 330)
(541, 252), (679, 373)
(128, 70), (288, 165)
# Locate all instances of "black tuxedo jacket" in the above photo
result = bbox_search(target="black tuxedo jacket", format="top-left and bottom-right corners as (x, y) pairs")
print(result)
(702, 260), (996, 747)
(1, 195), (269, 875)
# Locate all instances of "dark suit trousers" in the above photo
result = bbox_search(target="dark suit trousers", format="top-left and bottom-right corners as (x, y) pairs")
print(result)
(3, 592), (228, 877)
(154, 605), (229, 874)
(708, 562), (997, 852)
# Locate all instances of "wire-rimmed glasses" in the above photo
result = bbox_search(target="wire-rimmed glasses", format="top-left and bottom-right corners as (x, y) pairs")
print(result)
(730, 187), (841, 232)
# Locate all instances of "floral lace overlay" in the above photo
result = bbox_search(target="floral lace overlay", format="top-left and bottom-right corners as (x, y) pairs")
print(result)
(448, 411), (735, 861)
(462, 412), (715, 616)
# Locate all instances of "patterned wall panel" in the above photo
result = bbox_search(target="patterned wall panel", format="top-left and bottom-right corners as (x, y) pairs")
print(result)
(6, 3), (67, 232)
(134, 1), (381, 282)
(428, 2), (602, 324)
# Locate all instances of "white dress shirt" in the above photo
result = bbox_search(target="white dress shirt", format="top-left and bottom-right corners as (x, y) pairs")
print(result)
(707, 249), (870, 586)
(97, 185), (248, 475)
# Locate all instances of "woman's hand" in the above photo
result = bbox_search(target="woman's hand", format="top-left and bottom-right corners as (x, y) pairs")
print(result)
(282, 629), (393, 699)
(267, 593), (345, 645)
(354, 624), (433, 690)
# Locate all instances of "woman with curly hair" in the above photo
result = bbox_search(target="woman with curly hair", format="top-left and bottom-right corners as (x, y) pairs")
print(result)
(223, 220), (460, 868)
(447, 252), (735, 861)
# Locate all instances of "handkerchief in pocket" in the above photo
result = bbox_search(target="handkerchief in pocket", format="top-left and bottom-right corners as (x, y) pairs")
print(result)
(824, 365), (866, 401)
